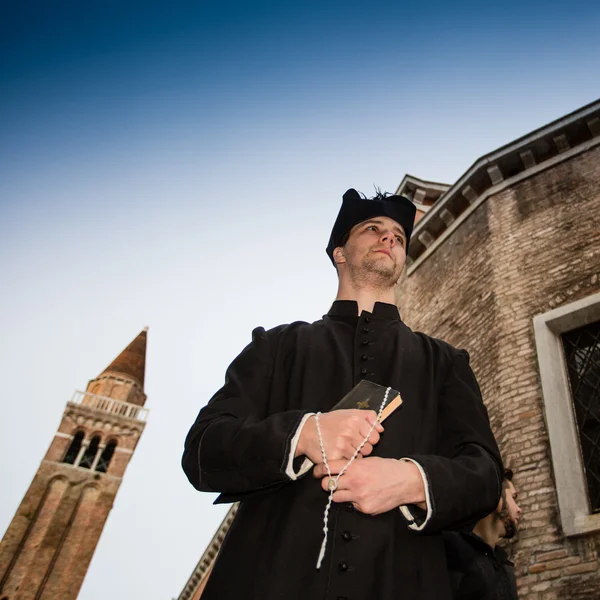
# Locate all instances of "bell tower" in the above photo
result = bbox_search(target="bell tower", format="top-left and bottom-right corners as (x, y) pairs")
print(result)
(0, 328), (149, 600)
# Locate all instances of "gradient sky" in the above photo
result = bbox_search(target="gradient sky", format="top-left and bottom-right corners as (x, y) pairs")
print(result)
(1, 1), (600, 598)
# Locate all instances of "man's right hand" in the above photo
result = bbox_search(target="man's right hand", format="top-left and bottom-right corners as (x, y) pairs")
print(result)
(295, 410), (384, 464)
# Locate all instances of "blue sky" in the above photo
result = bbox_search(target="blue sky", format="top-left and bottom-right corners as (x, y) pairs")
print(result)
(1, 1), (600, 599)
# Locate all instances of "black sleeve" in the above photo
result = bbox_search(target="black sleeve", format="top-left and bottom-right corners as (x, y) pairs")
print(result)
(405, 350), (503, 532)
(181, 326), (308, 496)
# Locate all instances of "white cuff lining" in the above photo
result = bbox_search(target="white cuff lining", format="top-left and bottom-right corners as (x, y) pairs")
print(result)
(285, 413), (315, 480)
(398, 458), (433, 531)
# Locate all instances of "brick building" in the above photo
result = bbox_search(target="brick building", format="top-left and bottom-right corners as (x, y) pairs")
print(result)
(178, 98), (600, 599)
(0, 329), (149, 600)
(397, 98), (600, 598)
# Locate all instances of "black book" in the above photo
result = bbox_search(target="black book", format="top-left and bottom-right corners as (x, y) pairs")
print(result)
(331, 380), (402, 423)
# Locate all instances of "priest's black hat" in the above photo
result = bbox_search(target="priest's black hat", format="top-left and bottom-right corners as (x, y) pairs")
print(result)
(326, 188), (417, 265)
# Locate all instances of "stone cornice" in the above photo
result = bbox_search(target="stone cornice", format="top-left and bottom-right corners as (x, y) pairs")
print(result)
(406, 99), (600, 274)
(395, 174), (450, 215)
(177, 504), (238, 600)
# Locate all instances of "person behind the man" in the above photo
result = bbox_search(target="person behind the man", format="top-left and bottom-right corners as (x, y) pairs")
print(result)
(444, 469), (521, 600)
(182, 188), (503, 600)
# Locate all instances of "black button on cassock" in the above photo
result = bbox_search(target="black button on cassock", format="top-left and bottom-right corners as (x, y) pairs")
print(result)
(337, 597), (349, 600)
(339, 561), (349, 571)
(342, 531), (352, 541)
(365, 317), (371, 322)
(361, 340), (369, 346)
(345, 503), (354, 512)
(362, 327), (370, 333)
(361, 355), (368, 361)
(360, 367), (368, 375)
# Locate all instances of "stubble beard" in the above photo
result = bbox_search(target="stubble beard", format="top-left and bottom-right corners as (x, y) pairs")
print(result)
(349, 253), (401, 289)
(496, 506), (518, 540)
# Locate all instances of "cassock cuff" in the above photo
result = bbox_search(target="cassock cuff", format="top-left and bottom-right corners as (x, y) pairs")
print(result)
(398, 458), (433, 531)
(285, 413), (315, 480)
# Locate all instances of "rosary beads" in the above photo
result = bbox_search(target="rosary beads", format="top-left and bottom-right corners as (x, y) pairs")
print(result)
(314, 386), (390, 570)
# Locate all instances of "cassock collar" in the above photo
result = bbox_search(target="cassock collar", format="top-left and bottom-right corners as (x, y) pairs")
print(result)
(327, 300), (401, 321)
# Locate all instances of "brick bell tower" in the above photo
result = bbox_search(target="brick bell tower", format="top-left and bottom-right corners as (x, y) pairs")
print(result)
(0, 328), (149, 600)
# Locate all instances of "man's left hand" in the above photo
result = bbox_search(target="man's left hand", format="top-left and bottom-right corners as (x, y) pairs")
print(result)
(314, 457), (426, 515)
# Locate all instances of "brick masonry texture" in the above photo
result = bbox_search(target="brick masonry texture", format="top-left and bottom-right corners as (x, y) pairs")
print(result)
(397, 145), (600, 599)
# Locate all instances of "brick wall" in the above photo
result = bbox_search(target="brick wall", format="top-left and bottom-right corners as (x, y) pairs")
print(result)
(397, 145), (600, 599)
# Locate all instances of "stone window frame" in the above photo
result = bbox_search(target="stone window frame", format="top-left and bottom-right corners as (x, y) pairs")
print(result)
(533, 291), (600, 536)
(61, 430), (118, 472)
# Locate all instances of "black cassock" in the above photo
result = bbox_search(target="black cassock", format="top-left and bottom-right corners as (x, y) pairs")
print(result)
(183, 301), (502, 600)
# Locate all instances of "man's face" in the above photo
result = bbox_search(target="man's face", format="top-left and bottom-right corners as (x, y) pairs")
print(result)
(336, 216), (407, 284)
(497, 481), (521, 539)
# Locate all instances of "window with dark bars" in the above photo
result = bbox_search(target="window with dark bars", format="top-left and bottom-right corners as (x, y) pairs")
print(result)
(79, 436), (100, 469)
(63, 431), (84, 465)
(562, 320), (600, 513)
(95, 440), (117, 473)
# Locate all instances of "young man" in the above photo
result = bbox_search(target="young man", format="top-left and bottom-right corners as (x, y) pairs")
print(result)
(182, 188), (503, 600)
(444, 470), (521, 600)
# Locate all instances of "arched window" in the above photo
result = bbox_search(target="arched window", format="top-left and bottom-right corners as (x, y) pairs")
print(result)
(79, 436), (100, 469)
(95, 440), (117, 473)
(63, 431), (84, 465)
